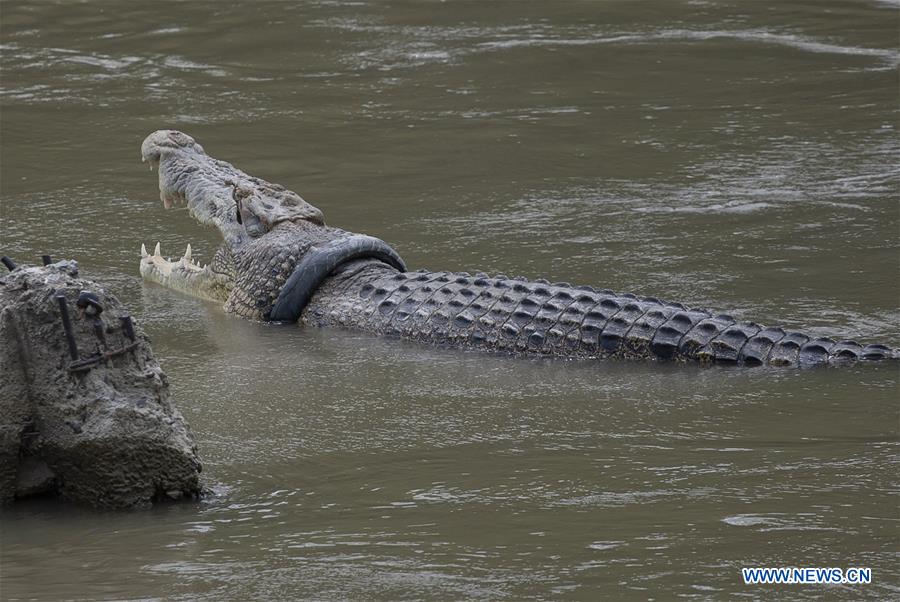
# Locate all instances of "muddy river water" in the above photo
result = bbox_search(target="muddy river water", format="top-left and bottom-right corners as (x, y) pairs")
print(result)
(1, 0), (898, 599)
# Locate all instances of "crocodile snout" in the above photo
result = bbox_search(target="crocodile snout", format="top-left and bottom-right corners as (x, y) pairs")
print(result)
(141, 129), (203, 165)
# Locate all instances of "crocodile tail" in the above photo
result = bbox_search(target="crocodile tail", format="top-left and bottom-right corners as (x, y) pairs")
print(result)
(311, 269), (898, 368)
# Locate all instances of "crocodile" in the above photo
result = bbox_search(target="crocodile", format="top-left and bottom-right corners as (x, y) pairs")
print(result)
(139, 130), (898, 368)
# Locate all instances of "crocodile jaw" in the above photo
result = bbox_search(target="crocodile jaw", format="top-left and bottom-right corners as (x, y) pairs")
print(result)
(139, 242), (231, 302)
(139, 129), (327, 310)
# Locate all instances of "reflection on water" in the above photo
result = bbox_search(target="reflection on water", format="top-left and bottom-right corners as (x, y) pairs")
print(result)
(1, 0), (898, 599)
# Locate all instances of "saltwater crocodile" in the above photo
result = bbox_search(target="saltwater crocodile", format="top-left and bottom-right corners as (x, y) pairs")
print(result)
(139, 130), (897, 367)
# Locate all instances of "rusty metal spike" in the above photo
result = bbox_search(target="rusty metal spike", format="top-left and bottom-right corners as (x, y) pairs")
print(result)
(56, 295), (79, 360)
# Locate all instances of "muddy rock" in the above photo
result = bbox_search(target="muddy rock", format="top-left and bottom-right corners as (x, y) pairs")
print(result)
(0, 259), (201, 508)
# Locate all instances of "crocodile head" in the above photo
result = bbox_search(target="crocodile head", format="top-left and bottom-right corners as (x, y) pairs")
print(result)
(139, 130), (332, 318)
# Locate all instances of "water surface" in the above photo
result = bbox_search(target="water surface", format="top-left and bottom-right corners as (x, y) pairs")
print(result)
(1, 0), (898, 599)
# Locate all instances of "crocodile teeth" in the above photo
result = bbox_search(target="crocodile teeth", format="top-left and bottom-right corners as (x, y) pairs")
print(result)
(184, 244), (192, 262)
(141, 243), (148, 258)
(154, 242), (161, 257)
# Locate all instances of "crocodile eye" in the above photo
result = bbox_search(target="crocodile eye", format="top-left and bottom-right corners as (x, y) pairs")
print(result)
(230, 184), (244, 225)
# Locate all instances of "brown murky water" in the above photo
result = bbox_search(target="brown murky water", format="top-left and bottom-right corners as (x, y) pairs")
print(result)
(1, 0), (898, 599)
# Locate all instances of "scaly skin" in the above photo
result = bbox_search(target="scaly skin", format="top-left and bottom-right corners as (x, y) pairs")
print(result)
(139, 130), (898, 367)
(303, 263), (895, 366)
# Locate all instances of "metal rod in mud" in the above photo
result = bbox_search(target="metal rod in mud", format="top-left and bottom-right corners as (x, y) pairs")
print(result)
(56, 295), (79, 360)
(119, 315), (136, 341)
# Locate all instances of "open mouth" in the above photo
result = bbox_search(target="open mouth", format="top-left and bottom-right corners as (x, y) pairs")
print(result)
(138, 190), (228, 301)
(139, 176), (209, 286)
(137, 128), (326, 305)
(140, 241), (205, 277)
(138, 139), (233, 300)
(138, 234), (231, 303)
